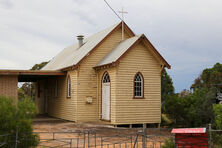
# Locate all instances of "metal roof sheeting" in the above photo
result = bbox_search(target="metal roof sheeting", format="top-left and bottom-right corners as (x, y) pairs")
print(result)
(42, 23), (120, 70)
(96, 35), (142, 67)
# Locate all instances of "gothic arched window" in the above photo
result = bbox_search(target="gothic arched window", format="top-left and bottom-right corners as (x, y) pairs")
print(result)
(134, 72), (144, 98)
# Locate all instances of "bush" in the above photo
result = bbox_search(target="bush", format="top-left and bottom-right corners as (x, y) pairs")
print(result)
(162, 138), (175, 148)
(164, 88), (215, 127)
(0, 96), (39, 148)
(213, 104), (222, 130)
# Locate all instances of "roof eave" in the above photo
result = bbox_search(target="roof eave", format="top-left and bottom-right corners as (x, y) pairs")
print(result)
(0, 69), (66, 76)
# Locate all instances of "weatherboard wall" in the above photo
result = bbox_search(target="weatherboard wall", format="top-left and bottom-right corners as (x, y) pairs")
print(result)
(115, 41), (162, 124)
(47, 72), (77, 121)
(35, 71), (77, 121)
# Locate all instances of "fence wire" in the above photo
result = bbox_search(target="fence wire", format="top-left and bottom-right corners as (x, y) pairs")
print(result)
(0, 128), (173, 148)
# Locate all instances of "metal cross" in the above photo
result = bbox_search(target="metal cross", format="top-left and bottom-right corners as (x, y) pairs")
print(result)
(118, 7), (128, 40)
(118, 7), (128, 21)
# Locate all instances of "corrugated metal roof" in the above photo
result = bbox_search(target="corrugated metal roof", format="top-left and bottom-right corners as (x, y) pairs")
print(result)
(42, 23), (120, 70)
(96, 35), (142, 67)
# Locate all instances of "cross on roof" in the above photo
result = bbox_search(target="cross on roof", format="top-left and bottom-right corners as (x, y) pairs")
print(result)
(118, 7), (128, 21)
(118, 7), (128, 40)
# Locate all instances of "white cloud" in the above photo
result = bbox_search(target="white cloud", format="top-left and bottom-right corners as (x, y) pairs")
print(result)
(0, 0), (222, 92)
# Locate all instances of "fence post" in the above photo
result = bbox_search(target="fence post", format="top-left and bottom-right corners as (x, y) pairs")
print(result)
(101, 137), (103, 148)
(84, 132), (86, 148)
(14, 127), (18, 148)
(70, 139), (72, 148)
(88, 131), (90, 148)
(142, 124), (146, 148)
(209, 124), (212, 148)
(94, 132), (96, 148)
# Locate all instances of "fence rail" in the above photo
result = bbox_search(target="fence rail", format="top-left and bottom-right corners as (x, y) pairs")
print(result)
(0, 128), (173, 148)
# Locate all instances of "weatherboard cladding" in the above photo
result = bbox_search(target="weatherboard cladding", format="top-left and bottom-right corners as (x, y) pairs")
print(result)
(115, 42), (162, 124)
(96, 35), (142, 67)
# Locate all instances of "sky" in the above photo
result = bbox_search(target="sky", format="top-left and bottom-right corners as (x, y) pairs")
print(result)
(0, 0), (222, 92)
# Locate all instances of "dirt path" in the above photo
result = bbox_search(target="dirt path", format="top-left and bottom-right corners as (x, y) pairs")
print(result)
(33, 116), (172, 148)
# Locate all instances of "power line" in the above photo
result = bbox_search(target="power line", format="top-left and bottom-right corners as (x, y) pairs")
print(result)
(104, 0), (122, 21)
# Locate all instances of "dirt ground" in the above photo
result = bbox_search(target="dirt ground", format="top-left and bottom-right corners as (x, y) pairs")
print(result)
(33, 115), (173, 148)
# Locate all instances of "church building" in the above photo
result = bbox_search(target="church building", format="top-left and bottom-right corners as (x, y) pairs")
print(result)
(0, 21), (170, 126)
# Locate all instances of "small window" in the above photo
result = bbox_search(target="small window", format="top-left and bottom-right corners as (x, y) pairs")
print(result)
(134, 72), (144, 98)
(55, 80), (58, 97)
(67, 76), (71, 98)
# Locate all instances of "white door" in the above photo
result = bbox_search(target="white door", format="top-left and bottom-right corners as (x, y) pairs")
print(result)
(102, 72), (110, 120)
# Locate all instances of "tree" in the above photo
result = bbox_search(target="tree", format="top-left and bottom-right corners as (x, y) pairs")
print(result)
(30, 61), (49, 70)
(164, 88), (215, 127)
(0, 96), (39, 147)
(213, 104), (222, 130)
(191, 63), (222, 91)
(179, 89), (191, 97)
(161, 69), (175, 112)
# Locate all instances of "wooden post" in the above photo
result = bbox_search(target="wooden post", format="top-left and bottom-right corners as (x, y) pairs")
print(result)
(209, 124), (212, 148)
(158, 123), (161, 128)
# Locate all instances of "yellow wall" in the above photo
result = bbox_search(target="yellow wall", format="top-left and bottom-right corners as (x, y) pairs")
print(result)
(36, 71), (77, 121)
(114, 41), (162, 124)
(76, 27), (131, 122)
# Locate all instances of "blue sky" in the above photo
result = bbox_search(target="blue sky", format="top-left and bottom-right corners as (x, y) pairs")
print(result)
(0, 0), (221, 92)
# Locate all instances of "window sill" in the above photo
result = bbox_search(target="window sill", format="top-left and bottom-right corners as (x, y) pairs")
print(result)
(133, 97), (145, 99)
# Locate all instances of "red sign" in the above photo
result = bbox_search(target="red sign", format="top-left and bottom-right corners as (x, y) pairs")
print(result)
(172, 128), (208, 148)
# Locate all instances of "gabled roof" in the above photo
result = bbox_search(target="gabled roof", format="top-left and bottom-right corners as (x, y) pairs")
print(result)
(94, 34), (171, 69)
(42, 22), (134, 71)
(96, 35), (143, 67)
(42, 21), (170, 71)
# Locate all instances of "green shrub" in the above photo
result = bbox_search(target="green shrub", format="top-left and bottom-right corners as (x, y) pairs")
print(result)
(0, 96), (39, 148)
(162, 138), (175, 148)
(213, 104), (222, 130)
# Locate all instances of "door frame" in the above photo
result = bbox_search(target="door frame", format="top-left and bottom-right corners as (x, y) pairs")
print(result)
(101, 71), (111, 121)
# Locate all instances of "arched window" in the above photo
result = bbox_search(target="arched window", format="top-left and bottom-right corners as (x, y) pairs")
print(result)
(67, 75), (71, 98)
(102, 72), (110, 83)
(134, 72), (144, 98)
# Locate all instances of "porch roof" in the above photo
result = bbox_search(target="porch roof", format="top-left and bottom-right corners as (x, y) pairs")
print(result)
(0, 69), (66, 82)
